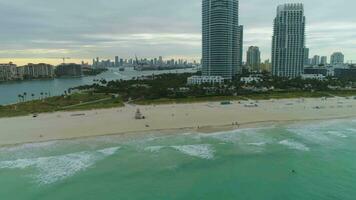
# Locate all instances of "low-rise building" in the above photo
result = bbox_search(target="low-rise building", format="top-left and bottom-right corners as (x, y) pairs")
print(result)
(240, 76), (262, 84)
(302, 74), (326, 81)
(334, 68), (356, 80)
(187, 76), (224, 85)
(0, 62), (17, 81)
(304, 67), (328, 76)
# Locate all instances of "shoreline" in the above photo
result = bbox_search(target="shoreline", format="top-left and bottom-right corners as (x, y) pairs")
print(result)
(1, 114), (356, 148)
(1, 97), (356, 146)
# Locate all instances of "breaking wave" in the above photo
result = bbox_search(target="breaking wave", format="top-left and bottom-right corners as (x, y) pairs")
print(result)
(278, 140), (310, 151)
(144, 144), (215, 160)
(0, 147), (120, 185)
(171, 144), (215, 160)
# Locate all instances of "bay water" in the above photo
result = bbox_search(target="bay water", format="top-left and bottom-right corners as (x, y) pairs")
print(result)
(0, 67), (197, 105)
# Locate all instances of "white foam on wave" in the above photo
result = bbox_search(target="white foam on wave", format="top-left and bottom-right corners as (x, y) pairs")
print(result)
(248, 142), (267, 146)
(0, 141), (58, 153)
(287, 126), (331, 143)
(171, 144), (215, 160)
(0, 147), (120, 185)
(327, 131), (348, 138)
(199, 128), (262, 143)
(347, 128), (356, 133)
(278, 140), (310, 151)
(144, 146), (165, 153)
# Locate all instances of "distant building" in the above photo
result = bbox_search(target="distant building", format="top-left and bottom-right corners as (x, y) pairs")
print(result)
(246, 46), (261, 72)
(115, 56), (119, 67)
(320, 56), (328, 65)
(302, 74), (326, 81)
(240, 75), (262, 84)
(55, 63), (83, 77)
(187, 76), (224, 85)
(272, 3), (305, 78)
(311, 55), (320, 66)
(0, 62), (17, 81)
(120, 59), (124, 67)
(21, 63), (54, 79)
(334, 68), (356, 79)
(304, 67), (328, 76)
(304, 48), (310, 66)
(202, 0), (243, 80)
(331, 52), (344, 65)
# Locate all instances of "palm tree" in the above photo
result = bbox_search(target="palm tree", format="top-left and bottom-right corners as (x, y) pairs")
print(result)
(18, 94), (22, 103)
(31, 93), (35, 100)
(40, 92), (44, 100)
(23, 92), (27, 101)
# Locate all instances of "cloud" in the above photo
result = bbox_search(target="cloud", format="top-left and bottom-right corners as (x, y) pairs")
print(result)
(0, 0), (355, 63)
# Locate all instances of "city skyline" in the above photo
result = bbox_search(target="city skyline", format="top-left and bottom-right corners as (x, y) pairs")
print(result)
(0, 0), (355, 65)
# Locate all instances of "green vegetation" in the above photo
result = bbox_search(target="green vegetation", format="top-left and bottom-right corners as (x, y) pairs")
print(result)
(74, 72), (356, 104)
(0, 93), (123, 118)
(134, 91), (356, 105)
(2, 72), (356, 118)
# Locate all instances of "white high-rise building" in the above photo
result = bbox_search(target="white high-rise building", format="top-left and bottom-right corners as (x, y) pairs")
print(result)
(330, 52), (344, 65)
(202, 0), (243, 80)
(272, 3), (305, 78)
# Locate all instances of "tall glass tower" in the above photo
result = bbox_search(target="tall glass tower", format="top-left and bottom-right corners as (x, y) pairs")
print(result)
(272, 3), (305, 78)
(202, 0), (243, 80)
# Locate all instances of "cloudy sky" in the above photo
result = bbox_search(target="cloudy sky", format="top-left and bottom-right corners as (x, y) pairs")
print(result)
(0, 0), (355, 65)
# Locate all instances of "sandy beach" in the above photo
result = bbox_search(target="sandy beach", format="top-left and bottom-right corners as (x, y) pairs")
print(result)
(0, 97), (356, 146)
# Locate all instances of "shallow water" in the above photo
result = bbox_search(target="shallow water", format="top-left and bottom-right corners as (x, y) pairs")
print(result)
(0, 118), (355, 199)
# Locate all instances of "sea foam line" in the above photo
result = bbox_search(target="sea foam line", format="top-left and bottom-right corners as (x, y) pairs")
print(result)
(278, 140), (310, 151)
(144, 144), (215, 160)
(0, 147), (120, 185)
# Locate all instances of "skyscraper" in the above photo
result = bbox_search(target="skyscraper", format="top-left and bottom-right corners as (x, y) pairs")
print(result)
(202, 0), (243, 80)
(246, 46), (261, 71)
(330, 52), (344, 65)
(272, 3), (305, 78)
(115, 56), (119, 67)
(304, 48), (310, 66)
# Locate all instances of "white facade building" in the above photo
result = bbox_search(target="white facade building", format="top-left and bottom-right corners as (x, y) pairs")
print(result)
(272, 3), (305, 78)
(187, 76), (224, 85)
(330, 52), (344, 65)
(302, 74), (326, 81)
(240, 76), (262, 84)
(0, 63), (17, 81)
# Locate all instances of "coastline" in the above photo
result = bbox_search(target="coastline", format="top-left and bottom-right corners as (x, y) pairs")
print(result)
(1, 97), (356, 146)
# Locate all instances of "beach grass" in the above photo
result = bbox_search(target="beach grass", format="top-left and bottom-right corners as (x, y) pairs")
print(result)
(1, 90), (356, 118)
(134, 90), (356, 105)
(0, 93), (124, 118)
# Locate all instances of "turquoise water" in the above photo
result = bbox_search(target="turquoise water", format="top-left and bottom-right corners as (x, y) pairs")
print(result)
(0, 118), (356, 199)
(0, 68), (196, 105)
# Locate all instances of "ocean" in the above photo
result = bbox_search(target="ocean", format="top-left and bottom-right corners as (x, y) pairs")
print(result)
(0, 118), (355, 199)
